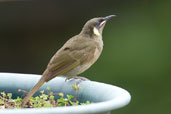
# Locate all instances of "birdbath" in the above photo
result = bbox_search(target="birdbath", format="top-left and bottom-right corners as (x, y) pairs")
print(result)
(0, 73), (131, 114)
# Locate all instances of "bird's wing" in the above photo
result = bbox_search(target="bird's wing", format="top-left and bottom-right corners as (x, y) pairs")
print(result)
(44, 39), (96, 82)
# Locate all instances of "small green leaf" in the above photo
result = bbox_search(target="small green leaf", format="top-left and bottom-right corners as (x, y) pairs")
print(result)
(57, 97), (64, 103)
(46, 86), (51, 91)
(35, 96), (40, 101)
(1, 92), (6, 97)
(72, 83), (82, 91)
(40, 90), (44, 94)
(67, 95), (74, 100)
(44, 101), (53, 107)
(7, 93), (12, 99)
(0, 99), (4, 104)
(58, 92), (64, 97)
(86, 101), (90, 104)
(49, 95), (55, 100)
(49, 92), (54, 96)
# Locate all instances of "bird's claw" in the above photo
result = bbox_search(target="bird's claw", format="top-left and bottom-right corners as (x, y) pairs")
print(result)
(65, 76), (89, 85)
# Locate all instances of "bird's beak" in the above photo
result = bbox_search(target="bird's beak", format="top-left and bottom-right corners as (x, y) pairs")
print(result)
(103, 15), (116, 21)
(99, 15), (116, 27)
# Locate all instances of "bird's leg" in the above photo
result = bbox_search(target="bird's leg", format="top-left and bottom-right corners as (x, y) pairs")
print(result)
(65, 76), (89, 84)
(65, 76), (89, 81)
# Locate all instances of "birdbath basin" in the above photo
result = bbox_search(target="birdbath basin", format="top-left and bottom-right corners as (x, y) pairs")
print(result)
(0, 73), (131, 114)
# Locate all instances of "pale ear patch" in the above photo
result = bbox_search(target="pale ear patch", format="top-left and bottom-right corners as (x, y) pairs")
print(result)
(93, 27), (100, 36)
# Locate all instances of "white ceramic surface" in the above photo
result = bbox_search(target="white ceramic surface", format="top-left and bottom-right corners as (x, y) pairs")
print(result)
(0, 73), (131, 114)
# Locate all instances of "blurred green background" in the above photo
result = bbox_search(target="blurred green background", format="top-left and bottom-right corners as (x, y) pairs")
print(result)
(0, 0), (170, 114)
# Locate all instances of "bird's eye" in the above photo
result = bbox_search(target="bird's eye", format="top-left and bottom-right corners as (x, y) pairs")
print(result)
(96, 21), (100, 26)
(99, 19), (104, 23)
(96, 19), (104, 26)
(96, 19), (105, 26)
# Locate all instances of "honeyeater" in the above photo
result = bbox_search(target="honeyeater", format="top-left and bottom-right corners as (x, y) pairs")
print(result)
(21, 15), (115, 107)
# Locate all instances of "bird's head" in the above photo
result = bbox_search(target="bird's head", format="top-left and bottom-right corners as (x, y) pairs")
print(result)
(80, 15), (116, 37)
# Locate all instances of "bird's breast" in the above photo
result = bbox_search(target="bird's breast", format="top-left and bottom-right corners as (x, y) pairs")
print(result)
(65, 47), (102, 76)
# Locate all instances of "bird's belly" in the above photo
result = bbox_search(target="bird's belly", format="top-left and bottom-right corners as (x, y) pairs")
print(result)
(64, 62), (92, 76)
(65, 47), (102, 76)
(65, 54), (100, 76)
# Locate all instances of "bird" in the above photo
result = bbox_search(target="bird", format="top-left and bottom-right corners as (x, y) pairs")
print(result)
(21, 15), (115, 107)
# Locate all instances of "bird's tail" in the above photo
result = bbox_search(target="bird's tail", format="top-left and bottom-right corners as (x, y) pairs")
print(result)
(21, 70), (48, 108)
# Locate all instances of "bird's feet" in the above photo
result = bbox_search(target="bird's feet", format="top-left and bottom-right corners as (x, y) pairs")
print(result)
(65, 76), (89, 85)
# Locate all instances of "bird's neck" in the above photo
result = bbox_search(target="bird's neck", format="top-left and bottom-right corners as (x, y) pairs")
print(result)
(80, 31), (102, 39)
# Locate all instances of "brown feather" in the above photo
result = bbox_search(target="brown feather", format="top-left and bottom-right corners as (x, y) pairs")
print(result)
(21, 16), (108, 107)
(21, 70), (48, 107)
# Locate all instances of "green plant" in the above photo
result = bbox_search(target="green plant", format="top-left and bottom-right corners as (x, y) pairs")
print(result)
(0, 83), (91, 109)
